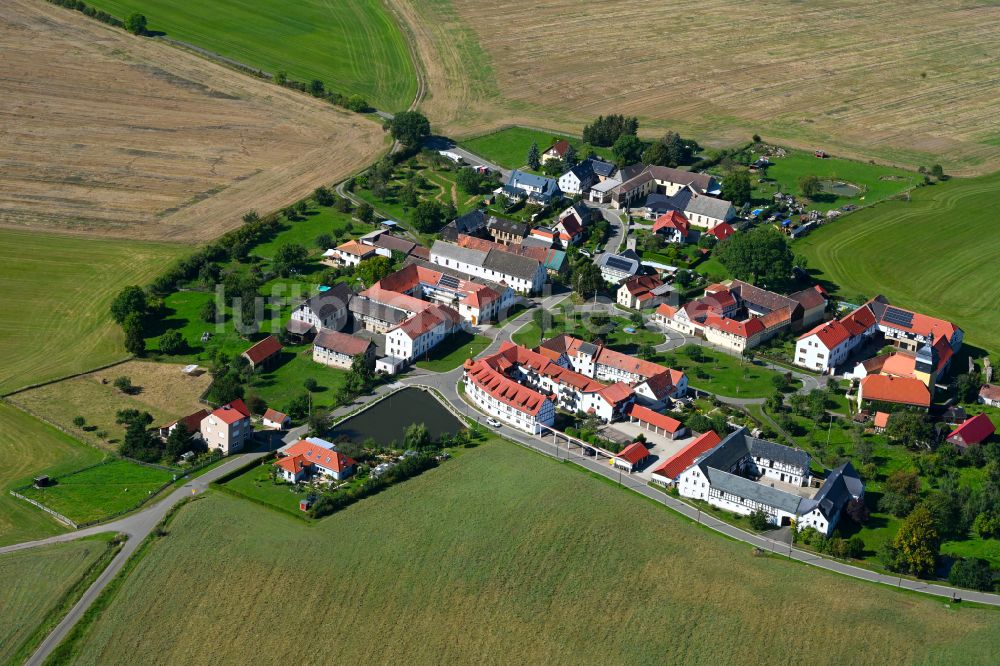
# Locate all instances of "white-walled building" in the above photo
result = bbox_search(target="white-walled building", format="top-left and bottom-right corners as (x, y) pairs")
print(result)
(286, 283), (353, 340)
(274, 439), (356, 483)
(200, 399), (252, 456)
(312, 329), (374, 370)
(323, 240), (375, 267)
(430, 240), (546, 294)
(558, 160), (597, 195)
(463, 357), (555, 434)
(676, 428), (864, 535)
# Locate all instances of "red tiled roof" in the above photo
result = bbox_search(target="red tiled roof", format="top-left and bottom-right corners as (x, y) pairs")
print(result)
(706, 222), (734, 240)
(881, 353), (917, 378)
(799, 320), (850, 349)
(545, 139), (570, 157)
(873, 411), (890, 428)
(616, 442), (650, 465)
(948, 413), (995, 447)
(263, 408), (288, 423)
(314, 328), (372, 356)
(243, 335), (282, 366)
(275, 454), (308, 475)
(466, 358), (551, 416)
(980, 384), (1000, 402)
(651, 430), (722, 480)
(860, 375), (931, 408)
(655, 303), (678, 319)
(556, 215), (582, 237)
(841, 304), (877, 336)
(622, 274), (664, 297)
(210, 399), (251, 425)
(281, 440), (356, 473)
(591, 344), (667, 381)
(653, 210), (690, 236)
(597, 381), (634, 405)
(704, 313), (765, 339)
(334, 240), (375, 257)
(628, 404), (682, 433)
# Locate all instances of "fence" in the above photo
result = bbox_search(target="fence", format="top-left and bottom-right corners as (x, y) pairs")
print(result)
(9, 491), (77, 529)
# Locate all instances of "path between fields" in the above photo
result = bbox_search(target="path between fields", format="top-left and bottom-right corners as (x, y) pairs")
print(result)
(4, 451), (268, 666)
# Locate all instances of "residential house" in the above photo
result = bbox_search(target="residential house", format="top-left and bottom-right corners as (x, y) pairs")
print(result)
(626, 404), (687, 440)
(286, 283), (353, 341)
(502, 170), (561, 205)
(705, 221), (735, 242)
(652, 210), (691, 243)
(613, 442), (651, 473)
(650, 430), (722, 486)
(200, 399), (252, 455)
(157, 409), (209, 441)
(361, 231), (419, 259)
(617, 274), (675, 310)
(596, 252), (641, 284)
(677, 427), (864, 535)
(980, 384), (1000, 408)
(242, 335), (282, 371)
(313, 328), (375, 370)
(430, 240), (546, 294)
(262, 408), (290, 430)
(324, 240), (376, 267)
(397, 258), (515, 325)
(857, 374), (931, 411)
(385, 304), (462, 363)
(872, 411), (890, 433)
(487, 216), (530, 246)
(541, 139), (570, 163)
(550, 214), (584, 248)
(440, 209), (488, 242)
(947, 414), (995, 448)
(589, 176), (622, 204)
(558, 160), (597, 195)
(611, 165), (721, 209)
(274, 439), (356, 483)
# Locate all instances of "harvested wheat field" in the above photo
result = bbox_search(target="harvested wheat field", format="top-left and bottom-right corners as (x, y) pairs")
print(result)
(0, 0), (385, 242)
(402, 0), (1000, 174)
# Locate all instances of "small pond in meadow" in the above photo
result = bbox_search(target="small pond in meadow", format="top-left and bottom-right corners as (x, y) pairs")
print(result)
(819, 179), (862, 197)
(328, 387), (464, 446)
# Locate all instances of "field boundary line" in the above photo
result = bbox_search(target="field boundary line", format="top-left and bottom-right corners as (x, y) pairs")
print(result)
(2, 358), (133, 398)
(9, 491), (78, 529)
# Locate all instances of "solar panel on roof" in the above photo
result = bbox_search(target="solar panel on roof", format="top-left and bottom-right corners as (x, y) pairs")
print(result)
(438, 274), (461, 289)
(883, 306), (914, 328)
(605, 257), (634, 271)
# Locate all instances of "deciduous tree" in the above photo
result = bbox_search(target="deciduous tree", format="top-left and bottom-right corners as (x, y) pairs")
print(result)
(389, 111), (431, 148)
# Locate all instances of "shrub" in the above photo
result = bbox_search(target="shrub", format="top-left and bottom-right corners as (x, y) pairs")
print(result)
(72, 416), (86, 428)
(748, 509), (771, 531)
(948, 558), (994, 592)
(113, 376), (135, 394)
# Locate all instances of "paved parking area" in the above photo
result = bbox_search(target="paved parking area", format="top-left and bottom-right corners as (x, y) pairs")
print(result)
(603, 422), (697, 482)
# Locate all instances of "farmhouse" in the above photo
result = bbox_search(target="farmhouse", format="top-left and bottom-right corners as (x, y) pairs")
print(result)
(274, 439), (356, 483)
(502, 170), (561, 205)
(358, 230), (423, 260)
(795, 296), (962, 374)
(262, 408), (290, 430)
(947, 414), (995, 448)
(857, 374), (931, 411)
(377, 260), (513, 326)
(487, 216), (530, 246)
(650, 430), (722, 486)
(652, 210), (691, 243)
(439, 209), (488, 242)
(541, 139), (570, 163)
(611, 165), (721, 209)
(324, 239), (376, 267)
(286, 283), (353, 341)
(677, 427), (864, 535)
(241, 336), (282, 371)
(980, 384), (1000, 408)
(558, 160), (597, 195)
(158, 409), (209, 441)
(430, 240), (546, 294)
(617, 274), (675, 310)
(201, 399), (252, 456)
(638, 190), (736, 230)
(312, 329), (375, 370)
(612, 442), (651, 473)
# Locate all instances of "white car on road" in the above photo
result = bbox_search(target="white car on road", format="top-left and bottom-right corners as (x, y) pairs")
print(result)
(486, 418), (502, 428)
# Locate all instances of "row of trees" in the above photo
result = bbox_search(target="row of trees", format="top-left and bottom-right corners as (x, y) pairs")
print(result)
(582, 115), (639, 147)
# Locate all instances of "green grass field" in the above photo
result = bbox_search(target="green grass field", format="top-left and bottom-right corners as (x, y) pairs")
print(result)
(219, 459), (309, 517)
(414, 331), (490, 372)
(56, 441), (1000, 664)
(745, 149), (918, 212)
(0, 230), (186, 395)
(512, 314), (665, 350)
(461, 127), (614, 170)
(19, 460), (174, 526)
(656, 345), (797, 398)
(0, 403), (105, 546)
(249, 349), (349, 416)
(86, 0), (416, 110)
(0, 535), (115, 665)
(797, 172), (1000, 356)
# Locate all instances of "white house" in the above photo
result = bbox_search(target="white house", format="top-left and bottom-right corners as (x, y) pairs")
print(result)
(262, 408), (290, 430)
(324, 240), (375, 267)
(313, 328), (375, 370)
(980, 384), (1000, 408)
(274, 439), (356, 483)
(464, 357), (556, 434)
(612, 442), (650, 473)
(502, 170), (561, 205)
(200, 399), (252, 456)
(384, 304), (461, 363)
(596, 253), (641, 284)
(557, 160), (597, 195)
(795, 320), (854, 373)
(430, 240), (546, 294)
(286, 283), (353, 340)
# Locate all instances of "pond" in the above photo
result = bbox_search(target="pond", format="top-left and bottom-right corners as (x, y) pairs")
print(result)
(819, 179), (862, 197)
(329, 387), (465, 446)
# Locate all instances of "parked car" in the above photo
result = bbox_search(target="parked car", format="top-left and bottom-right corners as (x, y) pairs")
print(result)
(583, 446), (596, 457)
(486, 417), (502, 428)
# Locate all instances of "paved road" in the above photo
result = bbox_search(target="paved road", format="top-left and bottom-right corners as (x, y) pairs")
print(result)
(4, 451), (269, 665)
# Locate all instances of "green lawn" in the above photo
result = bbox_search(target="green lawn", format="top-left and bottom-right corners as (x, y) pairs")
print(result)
(942, 533), (1000, 570)
(0, 535), (116, 665)
(19, 460), (174, 526)
(249, 349), (349, 416)
(513, 313), (664, 351)
(461, 127), (614, 170)
(86, 0), (417, 110)
(415, 331), (491, 372)
(220, 459), (309, 517)
(0, 229), (186, 395)
(740, 149), (918, 212)
(57, 441), (1000, 664)
(0, 403), (105, 546)
(250, 207), (373, 260)
(797, 171), (1000, 356)
(656, 345), (795, 398)
(696, 256), (731, 282)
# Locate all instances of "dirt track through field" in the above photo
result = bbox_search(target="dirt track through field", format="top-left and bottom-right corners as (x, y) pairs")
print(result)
(398, 0), (1000, 174)
(0, 0), (386, 242)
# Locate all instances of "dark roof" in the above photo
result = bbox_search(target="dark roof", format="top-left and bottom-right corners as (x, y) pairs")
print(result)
(348, 298), (407, 324)
(563, 160), (595, 182)
(300, 283), (353, 317)
(372, 234), (417, 255)
(617, 163), (646, 182)
(788, 286), (827, 311)
(482, 248), (541, 281)
(705, 467), (803, 514)
(452, 209), (487, 234)
(799, 462), (864, 519)
(588, 158), (616, 178)
(730, 280), (798, 315)
(749, 437), (810, 471)
(487, 216), (529, 237)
